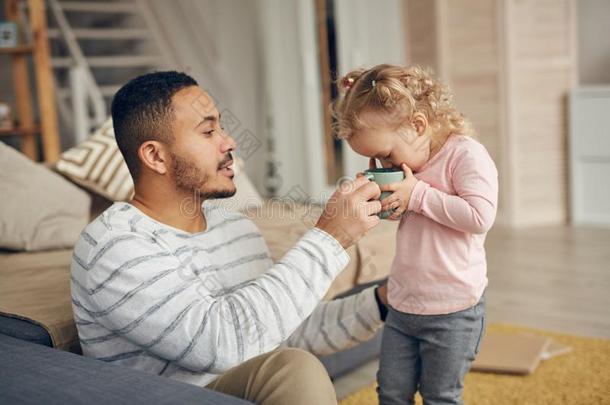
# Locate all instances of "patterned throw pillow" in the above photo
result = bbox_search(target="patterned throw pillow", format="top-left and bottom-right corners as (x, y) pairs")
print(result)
(55, 119), (134, 201)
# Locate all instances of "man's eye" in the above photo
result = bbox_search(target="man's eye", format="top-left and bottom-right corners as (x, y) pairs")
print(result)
(203, 129), (214, 136)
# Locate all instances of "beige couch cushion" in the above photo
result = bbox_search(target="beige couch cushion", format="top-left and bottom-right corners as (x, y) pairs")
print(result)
(0, 143), (91, 251)
(0, 249), (77, 351)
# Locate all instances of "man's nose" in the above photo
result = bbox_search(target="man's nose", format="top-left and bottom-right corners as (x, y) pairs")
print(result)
(223, 134), (237, 151)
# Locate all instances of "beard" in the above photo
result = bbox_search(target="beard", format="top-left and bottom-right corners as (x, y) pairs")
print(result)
(170, 152), (236, 200)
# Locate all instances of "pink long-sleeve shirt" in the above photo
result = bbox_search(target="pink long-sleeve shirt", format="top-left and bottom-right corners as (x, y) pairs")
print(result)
(388, 133), (498, 315)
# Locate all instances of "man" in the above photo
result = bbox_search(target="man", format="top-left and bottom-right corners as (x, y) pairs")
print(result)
(71, 71), (388, 405)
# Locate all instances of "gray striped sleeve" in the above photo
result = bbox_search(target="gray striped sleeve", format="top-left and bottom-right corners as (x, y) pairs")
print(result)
(282, 287), (383, 356)
(73, 222), (351, 374)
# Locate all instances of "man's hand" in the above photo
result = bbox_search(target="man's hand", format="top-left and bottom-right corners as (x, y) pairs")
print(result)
(379, 163), (418, 221)
(315, 175), (381, 249)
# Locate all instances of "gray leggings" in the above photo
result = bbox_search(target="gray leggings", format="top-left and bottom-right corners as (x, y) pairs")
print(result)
(377, 296), (485, 405)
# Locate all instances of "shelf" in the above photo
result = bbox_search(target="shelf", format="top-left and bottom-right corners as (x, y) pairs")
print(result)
(0, 45), (34, 55)
(3, 0), (61, 162)
(0, 126), (40, 137)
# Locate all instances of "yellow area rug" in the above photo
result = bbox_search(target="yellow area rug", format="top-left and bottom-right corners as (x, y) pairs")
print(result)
(339, 324), (610, 405)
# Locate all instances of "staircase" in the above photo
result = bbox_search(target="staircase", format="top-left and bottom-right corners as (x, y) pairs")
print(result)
(25, 0), (174, 143)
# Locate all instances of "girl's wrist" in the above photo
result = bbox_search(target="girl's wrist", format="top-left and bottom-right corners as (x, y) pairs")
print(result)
(405, 177), (418, 203)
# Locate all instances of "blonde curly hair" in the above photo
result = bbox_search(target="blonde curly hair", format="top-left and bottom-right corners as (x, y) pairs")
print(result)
(331, 64), (473, 142)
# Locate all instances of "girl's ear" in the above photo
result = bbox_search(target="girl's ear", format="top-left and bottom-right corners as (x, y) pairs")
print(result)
(412, 112), (428, 136)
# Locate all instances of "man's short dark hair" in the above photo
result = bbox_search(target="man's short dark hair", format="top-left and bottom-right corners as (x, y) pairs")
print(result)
(111, 71), (198, 180)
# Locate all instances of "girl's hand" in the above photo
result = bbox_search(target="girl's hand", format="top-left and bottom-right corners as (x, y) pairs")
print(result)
(379, 163), (418, 220)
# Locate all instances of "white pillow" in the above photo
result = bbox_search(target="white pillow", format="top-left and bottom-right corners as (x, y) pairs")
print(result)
(0, 143), (91, 251)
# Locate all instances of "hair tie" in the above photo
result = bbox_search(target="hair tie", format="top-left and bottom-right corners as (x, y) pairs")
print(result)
(371, 80), (376, 88)
(343, 77), (355, 90)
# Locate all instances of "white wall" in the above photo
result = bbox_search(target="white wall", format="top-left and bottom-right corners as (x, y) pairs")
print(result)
(1, 0), (405, 199)
(149, 0), (330, 200)
(578, 0), (610, 84)
(148, 0), (407, 200)
(149, 0), (267, 194)
(257, 0), (327, 200)
(334, 0), (406, 178)
(257, 0), (407, 200)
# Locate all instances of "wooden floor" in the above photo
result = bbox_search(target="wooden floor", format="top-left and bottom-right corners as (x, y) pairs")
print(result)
(334, 225), (610, 400)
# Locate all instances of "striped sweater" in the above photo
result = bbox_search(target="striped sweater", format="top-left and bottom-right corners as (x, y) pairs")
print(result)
(71, 202), (383, 387)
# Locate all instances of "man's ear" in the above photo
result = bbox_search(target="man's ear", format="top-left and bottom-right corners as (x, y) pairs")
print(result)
(412, 113), (428, 136)
(138, 141), (169, 175)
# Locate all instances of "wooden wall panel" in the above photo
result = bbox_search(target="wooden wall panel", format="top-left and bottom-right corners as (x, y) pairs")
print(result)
(404, 0), (438, 72)
(510, 0), (575, 225)
(511, 0), (573, 61)
(444, 0), (500, 160)
(402, 0), (576, 226)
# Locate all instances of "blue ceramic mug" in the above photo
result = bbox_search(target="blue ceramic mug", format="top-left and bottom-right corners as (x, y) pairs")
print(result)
(363, 168), (405, 219)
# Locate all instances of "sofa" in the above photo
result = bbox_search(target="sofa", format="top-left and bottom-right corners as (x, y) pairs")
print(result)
(0, 139), (396, 403)
(0, 281), (384, 405)
(0, 199), (392, 403)
(0, 332), (251, 404)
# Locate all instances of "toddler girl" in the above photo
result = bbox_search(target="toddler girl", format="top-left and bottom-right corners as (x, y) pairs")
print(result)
(333, 64), (498, 405)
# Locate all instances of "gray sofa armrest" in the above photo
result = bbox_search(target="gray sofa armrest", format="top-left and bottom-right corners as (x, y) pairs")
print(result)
(0, 315), (53, 347)
(0, 334), (251, 405)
